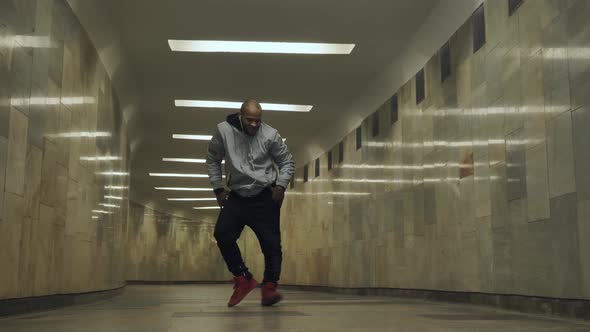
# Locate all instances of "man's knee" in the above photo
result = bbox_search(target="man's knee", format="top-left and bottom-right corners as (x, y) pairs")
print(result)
(214, 229), (237, 246)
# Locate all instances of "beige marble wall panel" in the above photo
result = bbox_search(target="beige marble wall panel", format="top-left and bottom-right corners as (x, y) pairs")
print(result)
(547, 110), (576, 197)
(23, 144), (43, 219)
(518, 0), (544, 63)
(32, 204), (55, 296)
(17, 216), (34, 297)
(5, 108), (28, 196)
(0, 193), (24, 299)
(525, 142), (551, 221)
(573, 106), (590, 201)
(0, 50), (10, 138)
(578, 199), (590, 298)
(542, 11), (571, 121)
(521, 51), (546, 151)
(40, 139), (58, 207)
(0, 137), (7, 221)
(548, 193), (581, 298)
(9, 46), (33, 116)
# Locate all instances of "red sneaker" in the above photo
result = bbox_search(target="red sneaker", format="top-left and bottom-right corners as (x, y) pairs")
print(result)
(227, 276), (258, 307)
(261, 282), (283, 306)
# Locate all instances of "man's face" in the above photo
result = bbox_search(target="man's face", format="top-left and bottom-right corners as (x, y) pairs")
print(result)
(241, 105), (262, 136)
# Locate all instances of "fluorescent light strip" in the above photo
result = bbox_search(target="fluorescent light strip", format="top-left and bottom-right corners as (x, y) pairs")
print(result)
(155, 187), (212, 191)
(12, 97), (96, 107)
(105, 195), (124, 200)
(285, 192), (371, 196)
(81, 156), (121, 161)
(149, 173), (209, 178)
(46, 132), (111, 138)
(92, 210), (113, 214)
(168, 40), (355, 55)
(105, 186), (128, 190)
(173, 134), (212, 141)
(97, 171), (129, 176)
(163, 158), (225, 164)
(99, 203), (120, 208)
(193, 206), (221, 210)
(168, 198), (216, 201)
(175, 100), (312, 113)
(0, 35), (55, 49)
(92, 216), (99, 219)
(172, 135), (286, 142)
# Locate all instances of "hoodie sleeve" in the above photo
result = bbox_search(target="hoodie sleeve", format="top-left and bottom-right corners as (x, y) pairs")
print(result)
(269, 131), (295, 189)
(206, 126), (225, 191)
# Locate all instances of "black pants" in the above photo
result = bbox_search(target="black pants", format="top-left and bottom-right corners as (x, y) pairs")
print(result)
(214, 187), (282, 283)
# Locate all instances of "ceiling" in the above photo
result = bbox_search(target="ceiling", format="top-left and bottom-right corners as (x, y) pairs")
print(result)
(102, 0), (442, 218)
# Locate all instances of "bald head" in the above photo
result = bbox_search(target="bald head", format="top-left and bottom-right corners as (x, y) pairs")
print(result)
(240, 99), (262, 115)
(240, 99), (262, 136)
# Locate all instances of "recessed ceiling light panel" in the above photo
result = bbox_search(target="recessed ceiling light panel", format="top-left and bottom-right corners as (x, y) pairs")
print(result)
(175, 100), (312, 113)
(168, 40), (355, 55)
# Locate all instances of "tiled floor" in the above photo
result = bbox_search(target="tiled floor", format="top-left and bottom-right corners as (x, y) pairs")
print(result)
(0, 285), (589, 331)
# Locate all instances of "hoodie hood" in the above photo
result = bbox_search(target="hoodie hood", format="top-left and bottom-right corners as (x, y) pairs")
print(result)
(226, 113), (243, 132)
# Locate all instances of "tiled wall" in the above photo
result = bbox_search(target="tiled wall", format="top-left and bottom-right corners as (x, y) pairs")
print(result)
(125, 202), (228, 282)
(0, 0), (130, 299)
(241, 0), (590, 300)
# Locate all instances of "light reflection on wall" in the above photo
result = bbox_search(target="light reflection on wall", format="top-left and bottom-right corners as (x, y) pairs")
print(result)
(286, 191), (372, 196)
(0, 35), (55, 49)
(46, 132), (111, 138)
(11, 96), (96, 107)
(366, 138), (544, 149)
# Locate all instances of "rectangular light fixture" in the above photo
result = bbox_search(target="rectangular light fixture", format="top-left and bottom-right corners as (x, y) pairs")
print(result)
(168, 198), (217, 201)
(168, 40), (355, 55)
(105, 195), (124, 200)
(193, 206), (221, 210)
(47, 132), (111, 138)
(149, 173), (209, 178)
(173, 134), (212, 141)
(175, 100), (313, 113)
(155, 187), (212, 191)
(164, 158), (204, 163)
(105, 186), (128, 190)
(97, 171), (129, 176)
(81, 156), (121, 161)
(172, 135), (286, 142)
(92, 210), (113, 214)
(99, 203), (120, 208)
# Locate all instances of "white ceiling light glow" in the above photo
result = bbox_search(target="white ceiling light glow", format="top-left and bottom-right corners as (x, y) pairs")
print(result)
(81, 156), (122, 161)
(105, 186), (128, 190)
(163, 158), (226, 164)
(168, 40), (355, 55)
(99, 203), (120, 208)
(46, 132), (111, 138)
(193, 206), (221, 210)
(92, 210), (113, 214)
(97, 171), (129, 176)
(172, 134), (285, 142)
(168, 198), (217, 201)
(149, 173), (216, 178)
(173, 134), (212, 141)
(175, 100), (313, 113)
(155, 187), (212, 191)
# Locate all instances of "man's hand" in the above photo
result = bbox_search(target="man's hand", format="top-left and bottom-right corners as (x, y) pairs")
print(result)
(215, 189), (230, 207)
(271, 186), (285, 207)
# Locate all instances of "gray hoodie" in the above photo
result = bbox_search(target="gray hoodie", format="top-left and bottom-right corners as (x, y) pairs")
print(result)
(206, 113), (295, 197)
